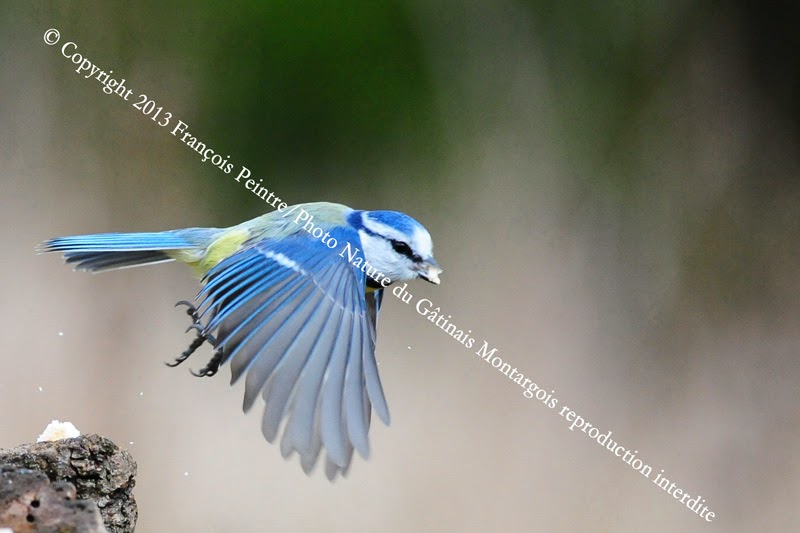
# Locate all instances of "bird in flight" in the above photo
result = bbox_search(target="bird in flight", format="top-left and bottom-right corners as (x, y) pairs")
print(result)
(38, 202), (441, 479)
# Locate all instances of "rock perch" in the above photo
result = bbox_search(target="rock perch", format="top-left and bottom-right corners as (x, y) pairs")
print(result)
(0, 434), (137, 532)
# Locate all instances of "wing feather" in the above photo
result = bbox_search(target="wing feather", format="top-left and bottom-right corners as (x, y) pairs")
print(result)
(344, 309), (369, 457)
(280, 276), (349, 460)
(196, 228), (389, 478)
(259, 265), (341, 441)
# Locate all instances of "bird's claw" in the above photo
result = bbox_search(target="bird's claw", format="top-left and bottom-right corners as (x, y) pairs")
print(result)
(191, 349), (224, 378)
(185, 322), (205, 335)
(175, 300), (199, 321)
(166, 333), (205, 367)
(168, 299), (217, 369)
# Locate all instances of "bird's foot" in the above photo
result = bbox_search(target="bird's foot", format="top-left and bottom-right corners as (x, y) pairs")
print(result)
(167, 301), (217, 368)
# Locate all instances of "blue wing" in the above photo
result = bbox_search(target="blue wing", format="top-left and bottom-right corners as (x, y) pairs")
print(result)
(194, 226), (389, 479)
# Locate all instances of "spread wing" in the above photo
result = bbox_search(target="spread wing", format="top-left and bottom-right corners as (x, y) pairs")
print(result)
(194, 226), (389, 479)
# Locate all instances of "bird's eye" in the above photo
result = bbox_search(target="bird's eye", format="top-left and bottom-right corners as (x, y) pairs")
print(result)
(390, 239), (414, 259)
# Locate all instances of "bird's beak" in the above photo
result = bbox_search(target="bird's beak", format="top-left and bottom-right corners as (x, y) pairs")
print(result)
(418, 259), (442, 285)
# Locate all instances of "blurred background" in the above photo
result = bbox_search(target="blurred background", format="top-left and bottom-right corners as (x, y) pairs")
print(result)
(2, 1), (799, 531)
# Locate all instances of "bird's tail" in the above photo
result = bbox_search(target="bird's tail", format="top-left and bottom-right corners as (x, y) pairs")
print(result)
(37, 231), (202, 272)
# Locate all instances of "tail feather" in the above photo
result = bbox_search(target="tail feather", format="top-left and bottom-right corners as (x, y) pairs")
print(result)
(62, 250), (175, 272)
(38, 231), (198, 272)
(39, 232), (194, 252)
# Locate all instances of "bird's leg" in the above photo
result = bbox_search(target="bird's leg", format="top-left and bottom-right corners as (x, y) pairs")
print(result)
(167, 301), (217, 368)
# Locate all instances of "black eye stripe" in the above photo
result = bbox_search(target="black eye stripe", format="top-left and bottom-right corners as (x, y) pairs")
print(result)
(390, 239), (421, 262)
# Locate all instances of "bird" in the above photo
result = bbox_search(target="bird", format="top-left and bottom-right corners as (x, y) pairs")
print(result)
(37, 202), (442, 480)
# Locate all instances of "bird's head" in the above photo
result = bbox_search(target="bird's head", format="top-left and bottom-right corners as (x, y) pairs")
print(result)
(348, 209), (442, 286)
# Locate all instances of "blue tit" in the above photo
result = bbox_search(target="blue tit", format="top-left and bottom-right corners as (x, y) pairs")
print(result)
(38, 202), (442, 479)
